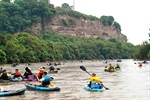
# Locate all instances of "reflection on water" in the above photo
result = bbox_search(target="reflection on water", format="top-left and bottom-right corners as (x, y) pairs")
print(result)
(0, 59), (149, 100)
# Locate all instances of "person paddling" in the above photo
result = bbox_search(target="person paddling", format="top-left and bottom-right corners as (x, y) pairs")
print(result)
(115, 64), (120, 69)
(139, 63), (142, 66)
(0, 70), (11, 80)
(36, 71), (51, 87)
(37, 67), (45, 79)
(49, 66), (55, 72)
(88, 73), (102, 89)
(12, 69), (22, 78)
(23, 67), (33, 78)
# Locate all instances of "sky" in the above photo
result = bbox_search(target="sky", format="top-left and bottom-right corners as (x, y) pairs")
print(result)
(50, 0), (150, 45)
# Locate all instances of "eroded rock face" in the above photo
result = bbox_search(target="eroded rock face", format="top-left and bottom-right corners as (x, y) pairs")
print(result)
(31, 15), (127, 42)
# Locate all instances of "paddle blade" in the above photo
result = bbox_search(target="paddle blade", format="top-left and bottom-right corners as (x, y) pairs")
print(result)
(57, 68), (60, 70)
(101, 84), (109, 90)
(80, 66), (86, 71)
(105, 87), (109, 90)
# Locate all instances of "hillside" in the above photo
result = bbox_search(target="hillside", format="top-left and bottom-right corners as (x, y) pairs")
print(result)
(31, 14), (127, 42)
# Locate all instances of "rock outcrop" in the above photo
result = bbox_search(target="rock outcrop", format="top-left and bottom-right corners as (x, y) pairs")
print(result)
(31, 15), (127, 42)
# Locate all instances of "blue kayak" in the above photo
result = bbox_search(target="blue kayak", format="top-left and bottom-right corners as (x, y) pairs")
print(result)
(0, 88), (26, 97)
(84, 85), (105, 92)
(10, 77), (23, 82)
(25, 84), (60, 91)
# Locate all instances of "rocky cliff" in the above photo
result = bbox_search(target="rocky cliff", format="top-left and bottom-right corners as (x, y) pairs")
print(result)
(31, 15), (127, 42)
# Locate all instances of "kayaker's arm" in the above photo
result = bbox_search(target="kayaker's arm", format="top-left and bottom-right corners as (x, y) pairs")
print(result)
(35, 75), (41, 82)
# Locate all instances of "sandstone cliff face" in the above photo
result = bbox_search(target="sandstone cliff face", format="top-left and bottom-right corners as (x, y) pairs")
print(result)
(31, 15), (127, 42)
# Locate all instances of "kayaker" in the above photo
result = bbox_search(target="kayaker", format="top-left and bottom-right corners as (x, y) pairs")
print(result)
(49, 66), (55, 71)
(139, 63), (142, 66)
(27, 62), (31, 66)
(36, 71), (51, 87)
(88, 73), (102, 89)
(23, 67), (33, 78)
(115, 64), (120, 69)
(37, 67), (45, 79)
(108, 63), (114, 71)
(143, 60), (148, 64)
(12, 69), (22, 78)
(0, 70), (11, 80)
(47, 60), (52, 66)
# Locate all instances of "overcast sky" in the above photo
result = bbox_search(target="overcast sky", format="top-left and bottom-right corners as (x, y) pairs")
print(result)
(50, 0), (150, 45)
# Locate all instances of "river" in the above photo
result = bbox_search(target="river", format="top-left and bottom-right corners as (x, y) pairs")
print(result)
(0, 59), (149, 100)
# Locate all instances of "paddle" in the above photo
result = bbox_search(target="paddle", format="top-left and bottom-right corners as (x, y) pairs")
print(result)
(57, 68), (60, 70)
(80, 66), (109, 90)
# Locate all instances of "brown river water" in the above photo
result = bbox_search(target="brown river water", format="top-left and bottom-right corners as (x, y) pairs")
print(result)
(0, 59), (149, 100)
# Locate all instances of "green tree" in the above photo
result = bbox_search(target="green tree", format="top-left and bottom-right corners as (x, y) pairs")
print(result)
(1, 0), (10, 3)
(61, 3), (72, 10)
(114, 21), (121, 33)
(100, 16), (114, 26)
(0, 49), (7, 64)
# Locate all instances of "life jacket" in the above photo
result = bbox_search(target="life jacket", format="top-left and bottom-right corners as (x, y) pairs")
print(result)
(37, 69), (44, 78)
(90, 76), (102, 83)
(139, 63), (142, 66)
(115, 67), (120, 70)
(0, 73), (10, 80)
(43, 76), (51, 82)
(14, 71), (21, 77)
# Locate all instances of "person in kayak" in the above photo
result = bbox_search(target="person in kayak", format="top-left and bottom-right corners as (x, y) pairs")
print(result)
(49, 66), (55, 71)
(88, 73), (102, 89)
(107, 63), (114, 71)
(37, 67), (45, 79)
(12, 69), (22, 78)
(139, 63), (142, 66)
(23, 67), (33, 78)
(0, 70), (11, 80)
(37, 71), (51, 87)
(115, 64), (120, 69)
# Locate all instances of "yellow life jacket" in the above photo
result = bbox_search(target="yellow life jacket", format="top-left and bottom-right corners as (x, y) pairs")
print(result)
(0, 73), (10, 77)
(90, 76), (102, 83)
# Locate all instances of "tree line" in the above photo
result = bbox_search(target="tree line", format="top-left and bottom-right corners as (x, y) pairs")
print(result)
(0, 32), (135, 64)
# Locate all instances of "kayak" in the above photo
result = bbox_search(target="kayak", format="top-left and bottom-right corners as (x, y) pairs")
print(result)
(115, 67), (121, 72)
(0, 88), (26, 97)
(117, 59), (121, 62)
(10, 77), (23, 82)
(84, 85), (105, 92)
(23, 75), (37, 81)
(0, 80), (10, 83)
(25, 84), (60, 91)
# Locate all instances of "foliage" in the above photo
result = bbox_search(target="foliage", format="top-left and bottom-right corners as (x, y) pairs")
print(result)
(56, 8), (99, 21)
(135, 41), (150, 59)
(113, 22), (121, 33)
(0, 50), (7, 64)
(100, 15), (121, 33)
(62, 19), (68, 26)
(0, 0), (56, 34)
(100, 16), (114, 26)
(61, 3), (72, 10)
(0, 32), (135, 64)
